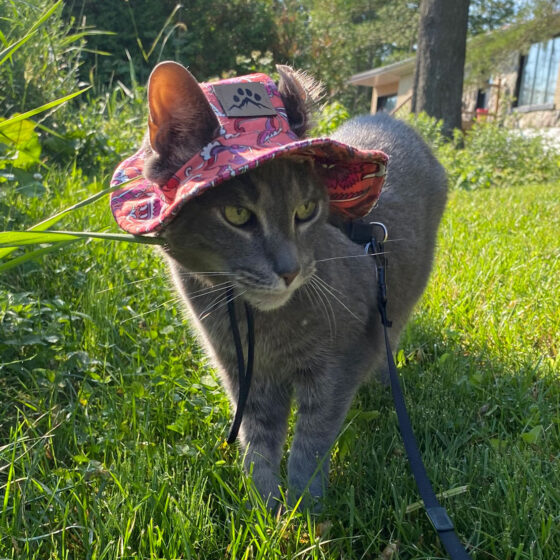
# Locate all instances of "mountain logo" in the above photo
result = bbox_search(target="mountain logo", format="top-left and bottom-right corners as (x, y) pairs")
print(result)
(214, 82), (277, 117)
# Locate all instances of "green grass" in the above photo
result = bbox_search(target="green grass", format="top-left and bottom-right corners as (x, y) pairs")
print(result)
(1, 178), (559, 559)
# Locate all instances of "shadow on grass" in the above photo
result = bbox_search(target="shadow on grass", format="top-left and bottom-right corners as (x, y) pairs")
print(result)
(323, 313), (559, 559)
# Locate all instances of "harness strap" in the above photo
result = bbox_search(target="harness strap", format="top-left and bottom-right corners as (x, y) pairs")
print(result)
(226, 287), (254, 444)
(366, 237), (471, 560)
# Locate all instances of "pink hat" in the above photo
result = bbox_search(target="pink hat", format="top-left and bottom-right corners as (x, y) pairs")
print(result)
(110, 70), (388, 234)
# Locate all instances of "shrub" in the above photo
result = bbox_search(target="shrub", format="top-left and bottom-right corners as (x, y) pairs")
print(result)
(406, 113), (560, 190)
(45, 85), (147, 175)
(312, 101), (350, 137)
(0, 0), (87, 117)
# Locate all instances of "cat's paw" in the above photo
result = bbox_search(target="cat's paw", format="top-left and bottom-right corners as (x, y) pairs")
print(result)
(286, 487), (324, 513)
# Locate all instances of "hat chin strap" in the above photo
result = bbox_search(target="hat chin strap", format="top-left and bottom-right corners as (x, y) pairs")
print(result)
(225, 287), (255, 444)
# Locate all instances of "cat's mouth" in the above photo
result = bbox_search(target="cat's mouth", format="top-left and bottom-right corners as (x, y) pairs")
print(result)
(242, 287), (296, 311)
(236, 275), (307, 311)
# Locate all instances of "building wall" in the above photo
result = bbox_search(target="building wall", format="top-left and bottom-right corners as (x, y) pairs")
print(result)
(396, 74), (414, 112)
(474, 51), (560, 128)
(371, 82), (399, 113)
(369, 50), (560, 129)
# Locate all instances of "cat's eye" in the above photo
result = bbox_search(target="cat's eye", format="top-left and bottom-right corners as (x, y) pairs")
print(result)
(295, 200), (317, 222)
(223, 205), (253, 226)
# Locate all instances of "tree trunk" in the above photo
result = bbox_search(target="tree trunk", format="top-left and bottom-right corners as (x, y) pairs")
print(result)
(412, 0), (470, 137)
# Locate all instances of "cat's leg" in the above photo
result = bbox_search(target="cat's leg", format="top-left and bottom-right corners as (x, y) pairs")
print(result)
(288, 369), (359, 504)
(237, 377), (292, 505)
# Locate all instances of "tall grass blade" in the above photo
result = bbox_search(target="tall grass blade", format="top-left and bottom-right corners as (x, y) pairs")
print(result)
(59, 29), (115, 47)
(0, 0), (75, 68)
(0, 230), (164, 248)
(31, 183), (128, 231)
(0, 182), (132, 260)
(0, 0), (64, 64)
(0, 240), (79, 273)
(0, 31), (38, 66)
(146, 3), (183, 60)
(0, 88), (91, 130)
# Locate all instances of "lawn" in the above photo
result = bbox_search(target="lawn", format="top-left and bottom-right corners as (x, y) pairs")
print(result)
(1, 174), (558, 559)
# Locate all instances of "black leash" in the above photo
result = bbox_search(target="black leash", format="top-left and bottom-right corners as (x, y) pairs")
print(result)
(364, 229), (471, 560)
(223, 224), (471, 558)
(226, 286), (255, 444)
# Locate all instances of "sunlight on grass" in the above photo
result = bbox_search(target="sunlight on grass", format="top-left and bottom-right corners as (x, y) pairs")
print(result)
(1, 178), (559, 558)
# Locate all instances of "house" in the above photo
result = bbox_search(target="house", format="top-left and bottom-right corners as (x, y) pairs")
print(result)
(349, 28), (560, 130)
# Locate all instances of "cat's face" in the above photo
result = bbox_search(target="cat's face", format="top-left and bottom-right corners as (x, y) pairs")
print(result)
(160, 159), (329, 311)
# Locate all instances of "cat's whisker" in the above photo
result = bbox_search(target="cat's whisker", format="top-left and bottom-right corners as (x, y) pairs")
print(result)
(198, 290), (233, 319)
(303, 283), (333, 338)
(177, 271), (232, 278)
(96, 275), (161, 294)
(317, 282), (337, 340)
(311, 273), (345, 298)
(314, 251), (390, 264)
(187, 281), (233, 299)
(313, 274), (365, 325)
(308, 277), (337, 339)
(121, 296), (183, 324)
(97, 272), (232, 296)
(200, 288), (248, 321)
(303, 282), (330, 337)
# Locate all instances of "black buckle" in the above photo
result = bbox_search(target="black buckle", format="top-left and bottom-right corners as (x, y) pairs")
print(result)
(347, 220), (376, 244)
(346, 220), (388, 245)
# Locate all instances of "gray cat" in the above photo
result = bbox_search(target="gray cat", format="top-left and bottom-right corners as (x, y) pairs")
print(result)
(143, 64), (447, 506)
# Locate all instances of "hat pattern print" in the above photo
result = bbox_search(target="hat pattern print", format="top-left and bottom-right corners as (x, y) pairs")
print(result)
(110, 72), (388, 234)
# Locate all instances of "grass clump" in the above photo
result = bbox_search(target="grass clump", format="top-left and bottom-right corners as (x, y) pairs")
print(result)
(1, 136), (559, 557)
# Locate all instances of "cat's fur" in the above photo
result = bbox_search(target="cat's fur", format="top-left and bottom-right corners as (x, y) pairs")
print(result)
(144, 62), (447, 505)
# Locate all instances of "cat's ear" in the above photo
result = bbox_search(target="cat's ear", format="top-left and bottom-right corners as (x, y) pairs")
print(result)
(276, 65), (324, 138)
(145, 61), (219, 184)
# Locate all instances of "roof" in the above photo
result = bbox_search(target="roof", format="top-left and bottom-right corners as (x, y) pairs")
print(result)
(349, 57), (415, 87)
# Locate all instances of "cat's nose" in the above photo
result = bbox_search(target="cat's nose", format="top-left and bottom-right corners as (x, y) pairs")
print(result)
(281, 269), (300, 287)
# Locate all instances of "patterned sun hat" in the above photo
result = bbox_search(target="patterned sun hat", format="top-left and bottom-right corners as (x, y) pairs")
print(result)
(110, 71), (388, 235)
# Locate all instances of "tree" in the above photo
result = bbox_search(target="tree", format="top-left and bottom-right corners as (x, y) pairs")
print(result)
(411, 0), (470, 137)
(293, 0), (420, 112)
(468, 0), (516, 35)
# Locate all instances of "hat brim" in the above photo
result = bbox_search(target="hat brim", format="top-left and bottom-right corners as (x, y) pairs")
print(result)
(110, 130), (388, 235)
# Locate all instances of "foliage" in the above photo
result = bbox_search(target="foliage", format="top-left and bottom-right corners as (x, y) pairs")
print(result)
(0, 0), (95, 117)
(61, 0), (420, 113)
(0, 118), (45, 198)
(230, 50), (276, 78)
(468, 0), (516, 35)
(0, 1), (93, 201)
(64, 0), (279, 86)
(406, 112), (560, 190)
(312, 101), (350, 137)
(57, 0), (528, 117)
(291, 0), (419, 113)
(46, 85), (146, 173)
(443, 122), (560, 190)
(404, 112), (448, 151)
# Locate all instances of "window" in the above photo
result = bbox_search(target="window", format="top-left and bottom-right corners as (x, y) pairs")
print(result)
(376, 94), (397, 114)
(517, 36), (560, 107)
(476, 88), (488, 110)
